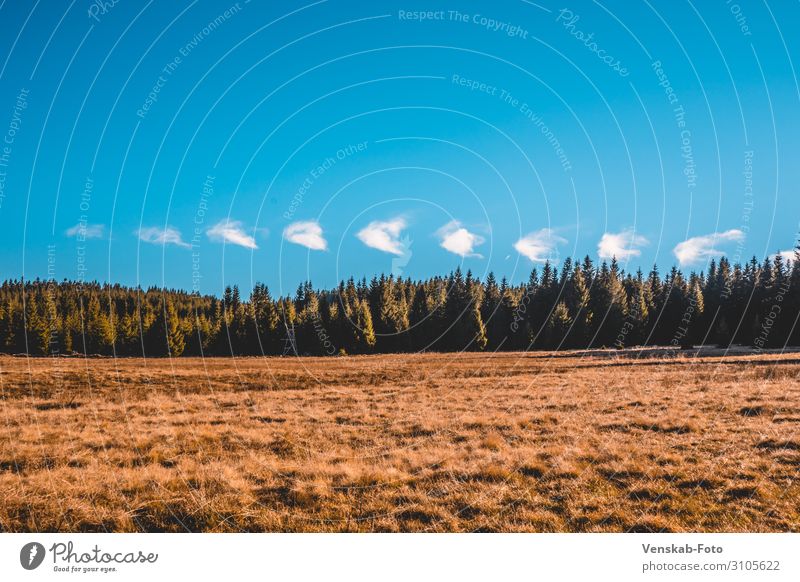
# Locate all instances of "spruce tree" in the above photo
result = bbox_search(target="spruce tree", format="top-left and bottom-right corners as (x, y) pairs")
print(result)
(546, 301), (572, 349)
(481, 272), (504, 350)
(353, 298), (376, 353)
(409, 284), (431, 351)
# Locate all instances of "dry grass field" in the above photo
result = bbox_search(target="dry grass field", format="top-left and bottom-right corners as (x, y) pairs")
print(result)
(0, 350), (799, 532)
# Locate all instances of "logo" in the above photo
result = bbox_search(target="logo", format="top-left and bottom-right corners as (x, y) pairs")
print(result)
(20, 542), (46, 570)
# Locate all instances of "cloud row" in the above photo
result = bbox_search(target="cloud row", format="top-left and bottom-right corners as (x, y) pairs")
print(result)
(519, 227), (754, 267)
(65, 219), (781, 268)
(64, 220), (263, 250)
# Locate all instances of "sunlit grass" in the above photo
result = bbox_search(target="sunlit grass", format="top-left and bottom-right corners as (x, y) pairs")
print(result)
(0, 350), (798, 532)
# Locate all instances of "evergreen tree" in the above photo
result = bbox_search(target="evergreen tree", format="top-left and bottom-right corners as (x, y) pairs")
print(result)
(590, 261), (628, 347)
(465, 271), (488, 351)
(564, 262), (590, 347)
(546, 301), (572, 348)
(481, 273), (505, 350)
(145, 297), (185, 357)
(409, 284), (432, 351)
(249, 283), (279, 355)
(352, 298), (376, 353)
(500, 278), (522, 350)
(85, 294), (115, 355)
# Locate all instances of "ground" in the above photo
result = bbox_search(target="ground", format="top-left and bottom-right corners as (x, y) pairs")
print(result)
(0, 349), (798, 532)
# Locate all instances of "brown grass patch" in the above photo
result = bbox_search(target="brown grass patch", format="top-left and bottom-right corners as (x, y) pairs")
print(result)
(0, 350), (799, 531)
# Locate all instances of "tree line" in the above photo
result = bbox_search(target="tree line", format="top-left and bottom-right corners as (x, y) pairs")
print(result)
(1, 250), (798, 357)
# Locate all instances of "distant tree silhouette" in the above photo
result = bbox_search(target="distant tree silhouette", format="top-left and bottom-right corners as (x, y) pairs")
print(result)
(0, 252), (797, 356)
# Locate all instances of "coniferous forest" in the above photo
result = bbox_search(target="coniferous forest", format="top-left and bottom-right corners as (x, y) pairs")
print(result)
(1, 250), (798, 357)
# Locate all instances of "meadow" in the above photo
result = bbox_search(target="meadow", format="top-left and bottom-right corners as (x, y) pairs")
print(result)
(0, 350), (798, 532)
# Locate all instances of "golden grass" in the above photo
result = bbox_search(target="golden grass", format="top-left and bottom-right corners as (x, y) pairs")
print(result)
(0, 350), (798, 532)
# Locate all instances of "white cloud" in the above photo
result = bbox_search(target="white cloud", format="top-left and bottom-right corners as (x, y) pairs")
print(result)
(673, 229), (745, 266)
(65, 223), (104, 239)
(597, 228), (648, 260)
(136, 226), (190, 248)
(514, 228), (566, 263)
(437, 220), (485, 258)
(772, 249), (797, 264)
(357, 217), (407, 255)
(207, 219), (258, 249)
(283, 220), (327, 251)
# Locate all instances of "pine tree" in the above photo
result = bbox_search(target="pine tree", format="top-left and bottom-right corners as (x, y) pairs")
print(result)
(250, 283), (279, 354)
(378, 276), (410, 352)
(564, 262), (590, 347)
(528, 265), (552, 348)
(409, 284), (432, 351)
(1, 298), (17, 352)
(546, 301), (572, 348)
(26, 290), (49, 355)
(145, 297), (185, 356)
(685, 274), (705, 346)
(500, 278), (521, 350)
(165, 299), (186, 356)
(590, 261), (628, 347)
(294, 285), (322, 355)
(352, 298), (376, 353)
(465, 271), (488, 351)
(481, 272), (505, 350)
(624, 270), (649, 347)
(85, 294), (115, 355)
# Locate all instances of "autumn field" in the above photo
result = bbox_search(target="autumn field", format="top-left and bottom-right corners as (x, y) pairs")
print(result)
(0, 350), (799, 533)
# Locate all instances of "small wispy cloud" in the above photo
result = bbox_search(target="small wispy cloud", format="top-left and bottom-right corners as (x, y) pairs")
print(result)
(207, 219), (258, 249)
(772, 249), (797, 264)
(514, 228), (566, 263)
(284, 220), (327, 251)
(673, 229), (744, 266)
(437, 220), (485, 258)
(598, 228), (648, 260)
(136, 226), (190, 248)
(65, 223), (104, 239)
(357, 217), (407, 255)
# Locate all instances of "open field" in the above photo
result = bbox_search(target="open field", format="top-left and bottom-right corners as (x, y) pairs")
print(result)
(0, 350), (799, 532)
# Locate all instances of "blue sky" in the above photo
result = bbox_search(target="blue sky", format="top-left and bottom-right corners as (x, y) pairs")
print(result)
(0, 0), (798, 296)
